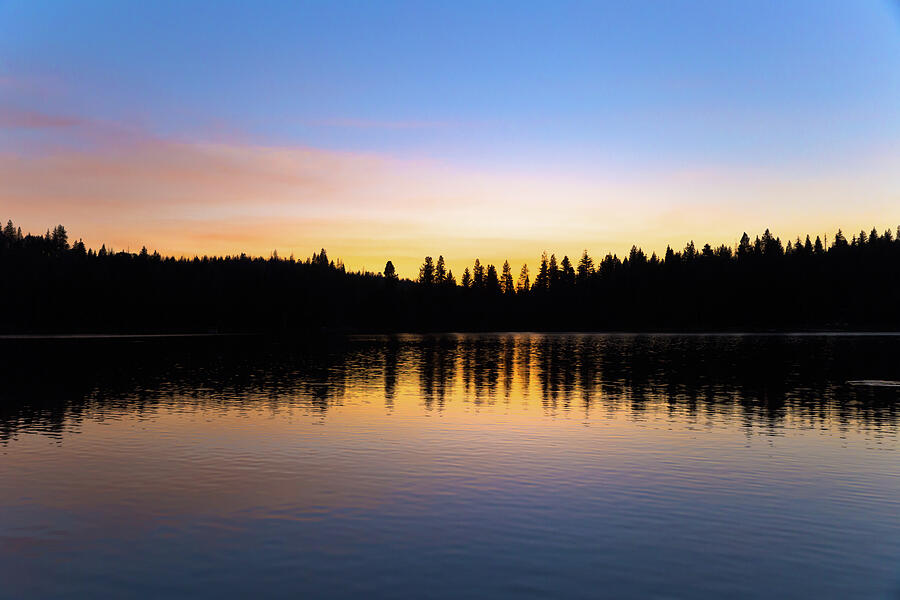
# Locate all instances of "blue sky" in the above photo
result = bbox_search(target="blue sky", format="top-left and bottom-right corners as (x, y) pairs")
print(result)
(1, 1), (899, 274)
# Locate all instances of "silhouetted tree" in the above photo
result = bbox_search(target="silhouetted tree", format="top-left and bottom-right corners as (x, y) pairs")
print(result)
(548, 253), (560, 289)
(560, 255), (575, 287)
(461, 267), (472, 289)
(435, 255), (447, 284)
(737, 233), (752, 259)
(315, 248), (329, 267)
(833, 229), (848, 249)
(517, 264), (530, 294)
(533, 252), (550, 291)
(577, 250), (593, 284)
(1, 220), (898, 334)
(418, 256), (435, 285)
(51, 225), (68, 253)
(485, 264), (500, 294)
(473, 259), (484, 289)
(501, 260), (515, 295)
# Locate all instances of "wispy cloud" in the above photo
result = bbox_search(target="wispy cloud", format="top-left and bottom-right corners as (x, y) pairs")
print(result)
(305, 117), (454, 130)
(1, 109), (898, 277)
(0, 107), (81, 129)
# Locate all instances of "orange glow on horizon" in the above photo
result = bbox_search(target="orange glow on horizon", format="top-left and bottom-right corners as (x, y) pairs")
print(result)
(2, 109), (899, 279)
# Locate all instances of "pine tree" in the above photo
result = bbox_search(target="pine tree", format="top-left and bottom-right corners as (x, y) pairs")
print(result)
(560, 255), (575, 287)
(517, 264), (529, 293)
(736, 233), (752, 259)
(533, 252), (550, 291)
(473, 259), (485, 289)
(485, 264), (500, 293)
(51, 224), (68, 252)
(664, 245), (677, 264)
(418, 256), (435, 285)
(500, 260), (515, 295)
(548, 253), (559, 289)
(461, 267), (472, 288)
(630, 246), (647, 265)
(576, 250), (593, 284)
(384, 260), (397, 280)
(435, 255), (447, 284)
(833, 229), (848, 248)
(683, 241), (696, 262)
(316, 248), (329, 267)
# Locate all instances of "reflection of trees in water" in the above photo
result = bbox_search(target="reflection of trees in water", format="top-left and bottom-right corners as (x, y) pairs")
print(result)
(418, 336), (457, 410)
(382, 342), (399, 409)
(1, 335), (899, 442)
(501, 336), (515, 401)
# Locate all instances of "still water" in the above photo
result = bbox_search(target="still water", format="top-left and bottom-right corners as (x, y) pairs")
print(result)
(1, 334), (899, 599)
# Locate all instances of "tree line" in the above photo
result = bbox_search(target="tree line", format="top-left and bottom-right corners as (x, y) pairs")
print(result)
(2, 219), (899, 333)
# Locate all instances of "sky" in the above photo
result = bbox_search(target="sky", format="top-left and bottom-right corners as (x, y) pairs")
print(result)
(1, 0), (899, 277)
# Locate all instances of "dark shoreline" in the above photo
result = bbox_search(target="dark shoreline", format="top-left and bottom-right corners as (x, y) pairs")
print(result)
(3, 329), (900, 340)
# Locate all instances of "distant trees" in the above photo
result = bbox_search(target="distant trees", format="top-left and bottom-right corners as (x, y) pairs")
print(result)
(485, 264), (500, 293)
(472, 259), (484, 289)
(533, 252), (550, 291)
(2, 218), (900, 333)
(461, 267), (472, 289)
(418, 256), (435, 285)
(517, 264), (530, 293)
(311, 248), (329, 267)
(435, 255), (446, 284)
(501, 261), (515, 295)
(50, 225), (68, 252)
(560, 255), (575, 287)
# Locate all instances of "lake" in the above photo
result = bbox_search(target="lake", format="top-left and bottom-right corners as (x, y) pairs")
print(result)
(1, 333), (898, 599)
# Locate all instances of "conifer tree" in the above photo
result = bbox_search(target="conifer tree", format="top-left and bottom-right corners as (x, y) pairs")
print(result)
(560, 255), (575, 287)
(418, 256), (435, 285)
(737, 233), (752, 259)
(485, 264), (500, 293)
(435, 255), (447, 284)
(533, 252), (550, 291)
(548, 253), (560, 289)
(576, 250), (593, 284)
(517, 264), (530, 293)
(833, 229), (848, 248)
(473, 259), (485, 289)
(501, 261), (515, 295)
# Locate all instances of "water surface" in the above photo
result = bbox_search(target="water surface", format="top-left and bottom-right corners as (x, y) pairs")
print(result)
(1, 334), (899, 599)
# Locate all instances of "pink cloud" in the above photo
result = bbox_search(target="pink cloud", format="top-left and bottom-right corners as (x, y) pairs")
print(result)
(2, 109), (898, 278)
(0, 107), (82, 129)
(306, 117), (453, 130)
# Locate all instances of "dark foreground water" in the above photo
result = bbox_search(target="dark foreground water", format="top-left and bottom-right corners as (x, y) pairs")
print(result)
(1, 334), (899, 599)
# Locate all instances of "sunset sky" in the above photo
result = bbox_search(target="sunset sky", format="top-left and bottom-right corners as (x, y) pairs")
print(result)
(2, 1), (899, 277)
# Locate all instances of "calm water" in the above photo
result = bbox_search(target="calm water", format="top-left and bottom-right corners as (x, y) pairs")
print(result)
(1, 334), (899, 599)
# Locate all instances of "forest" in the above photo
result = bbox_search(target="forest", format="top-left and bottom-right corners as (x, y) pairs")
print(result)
(1, 219), (899, 333)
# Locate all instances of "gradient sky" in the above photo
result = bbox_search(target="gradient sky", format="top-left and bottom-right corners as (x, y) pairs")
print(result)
(2, 0), (899, 276)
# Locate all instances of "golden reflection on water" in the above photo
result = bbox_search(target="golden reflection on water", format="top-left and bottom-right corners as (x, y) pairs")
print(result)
(1, 334), (899, 599)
